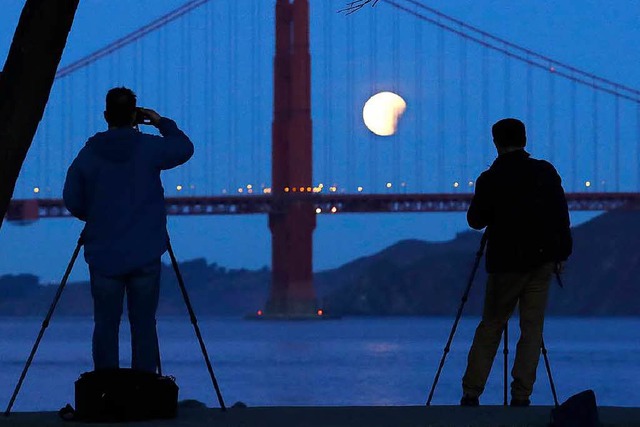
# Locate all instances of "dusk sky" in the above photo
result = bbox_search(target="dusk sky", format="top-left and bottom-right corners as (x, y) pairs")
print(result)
(1, 0), (638, 282)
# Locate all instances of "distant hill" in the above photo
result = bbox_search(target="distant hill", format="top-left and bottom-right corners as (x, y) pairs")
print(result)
(0, 209), (639, 316)
(318, 209), (640, 316)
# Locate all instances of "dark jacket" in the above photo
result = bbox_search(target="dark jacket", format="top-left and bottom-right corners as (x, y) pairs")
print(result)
(63, 118), (194, 276)
(467, 149), (572, 273)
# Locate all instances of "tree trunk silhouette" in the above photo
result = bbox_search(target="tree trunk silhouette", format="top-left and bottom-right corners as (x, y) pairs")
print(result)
(0, 0), (79, 230)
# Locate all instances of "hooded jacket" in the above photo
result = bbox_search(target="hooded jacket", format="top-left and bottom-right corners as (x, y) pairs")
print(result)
(63, 118), (194, 276)
(467, 149), (572, 273)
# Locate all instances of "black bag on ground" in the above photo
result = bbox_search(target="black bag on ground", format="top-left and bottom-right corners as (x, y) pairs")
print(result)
(550, 389), (600, 427)
(74, 368), (178, 422)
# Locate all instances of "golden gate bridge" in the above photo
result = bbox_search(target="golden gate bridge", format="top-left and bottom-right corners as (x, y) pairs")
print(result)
(5, 0), (640, 316)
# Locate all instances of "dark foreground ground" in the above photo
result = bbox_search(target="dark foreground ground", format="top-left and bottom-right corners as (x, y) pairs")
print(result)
(1, 405), (639, 427)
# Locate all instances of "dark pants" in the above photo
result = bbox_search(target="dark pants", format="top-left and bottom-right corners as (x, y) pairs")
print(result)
(462, 262), (554, 400)
(89, 259), (161, 372)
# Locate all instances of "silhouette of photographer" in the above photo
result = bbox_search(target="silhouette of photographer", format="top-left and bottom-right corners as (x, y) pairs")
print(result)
(460, 118), (572, 407)
(63, 87), (194, 372)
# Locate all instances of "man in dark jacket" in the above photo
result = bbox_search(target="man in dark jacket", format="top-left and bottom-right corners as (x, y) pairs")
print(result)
(63, 87), (193, 372)
(460, 118), (572, 407)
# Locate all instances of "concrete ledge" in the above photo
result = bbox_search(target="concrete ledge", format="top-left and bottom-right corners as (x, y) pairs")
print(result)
(1, 405), (638, 427)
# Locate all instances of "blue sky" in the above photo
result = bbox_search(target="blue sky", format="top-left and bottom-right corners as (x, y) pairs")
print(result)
(1, 0), (638, 282)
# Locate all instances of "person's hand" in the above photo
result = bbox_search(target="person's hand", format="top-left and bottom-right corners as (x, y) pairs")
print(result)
(555, 261), (565, 274)
(138, 107), (162, 127)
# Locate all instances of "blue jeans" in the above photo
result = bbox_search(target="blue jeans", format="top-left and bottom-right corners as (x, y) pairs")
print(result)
(89, 259), (161, 372)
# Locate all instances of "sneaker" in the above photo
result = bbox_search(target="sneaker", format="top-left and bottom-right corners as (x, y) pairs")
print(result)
(510, 398), (531, 407)
(460, 394), (479, 406)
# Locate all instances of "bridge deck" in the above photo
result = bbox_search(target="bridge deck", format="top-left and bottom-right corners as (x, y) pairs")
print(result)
(6, 192), (640, 222)
(1, 405), (638, 426)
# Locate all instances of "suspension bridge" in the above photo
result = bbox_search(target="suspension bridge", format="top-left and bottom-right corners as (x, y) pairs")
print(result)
(5, 0), (640, 316)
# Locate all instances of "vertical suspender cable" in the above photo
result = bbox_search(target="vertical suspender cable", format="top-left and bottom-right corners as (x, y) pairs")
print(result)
(323, 0), (333, 188)
(637, 102), (640, 191)
(60, 80), (66, 192)
(481, 40), (489, 168)
(437, 25), (445, 191)
(84, 67), (91, 142)
(133, 40), (139, 91)
(570, 80), (577, 192)
(526, 58), (533, 152)
(614, 95), (620, 191)
(592, 85), (599, 188)
(186, 11), (193, 191)
(232, 1), (238, 190)
(250, 1), (257, 190)
(346, 14), (354, 191)
(256, 0), (264, 189)
(548, 67), (555, 165)
(368, 9), (376, 191)
(204, 1), (212, 193)
(503, 49), (510, 116)
(392, 6), (400, 189)
(180, 17), (187, 191)
(43, 103), (50, 195)
(414, 2), (423, 191)
(459, 34), (467, 186)
(140, 32), (145, 97)
(227, 1), (235, 191)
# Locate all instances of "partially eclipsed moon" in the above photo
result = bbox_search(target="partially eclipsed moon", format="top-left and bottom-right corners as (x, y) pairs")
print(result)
(362, 91), (407, 136)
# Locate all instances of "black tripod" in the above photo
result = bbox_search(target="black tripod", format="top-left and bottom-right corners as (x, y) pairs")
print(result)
(4, 235), (226, 416)
(425, 233), (560, 407)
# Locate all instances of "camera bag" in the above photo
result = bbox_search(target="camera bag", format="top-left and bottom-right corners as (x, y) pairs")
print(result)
(73, 368), (178, 422)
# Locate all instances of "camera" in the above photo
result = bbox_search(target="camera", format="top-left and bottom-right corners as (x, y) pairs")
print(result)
(133, 107), (152, 126)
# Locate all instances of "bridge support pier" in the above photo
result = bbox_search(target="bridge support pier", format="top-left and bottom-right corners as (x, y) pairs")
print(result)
(265, 0), (318, 318)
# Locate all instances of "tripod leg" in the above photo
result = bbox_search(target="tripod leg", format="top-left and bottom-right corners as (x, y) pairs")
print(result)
(4, 237), (82, 417)
(541, 338), (560, 407)
(167, 240), (227, 411)
(503, 321), (508, 406)
(426, 233), (487, 406)
(155, 320), (162, 376)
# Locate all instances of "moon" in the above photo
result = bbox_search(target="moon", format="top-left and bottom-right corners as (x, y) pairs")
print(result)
(362, 91), (407, 136)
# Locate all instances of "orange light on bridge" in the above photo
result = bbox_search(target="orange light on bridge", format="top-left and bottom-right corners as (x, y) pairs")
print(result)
(317, 309), (324, 316)
(284, 187), (290, 192)
(307, 187), (312, 192)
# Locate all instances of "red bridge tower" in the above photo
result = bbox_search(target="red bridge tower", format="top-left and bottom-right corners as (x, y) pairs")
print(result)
(267, 0), (317, 317)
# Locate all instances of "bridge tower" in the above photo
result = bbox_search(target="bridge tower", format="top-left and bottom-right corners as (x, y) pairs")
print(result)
(267, 0), (318, 317)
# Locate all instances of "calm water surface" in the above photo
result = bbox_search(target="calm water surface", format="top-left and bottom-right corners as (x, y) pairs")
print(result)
(0, 317), (638, 410)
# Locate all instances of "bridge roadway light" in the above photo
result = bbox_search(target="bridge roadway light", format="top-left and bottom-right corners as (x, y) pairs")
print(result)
(315, 208), (322, 214)
(585, 181), (591, 188)
(357, 186), (363, 192)
(176, 185), (183, 191)
(33, 187), (40, 194)
(331, 206), (338, 213)
(453, 182), (459, 188)
(386, 182), (392, 188)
